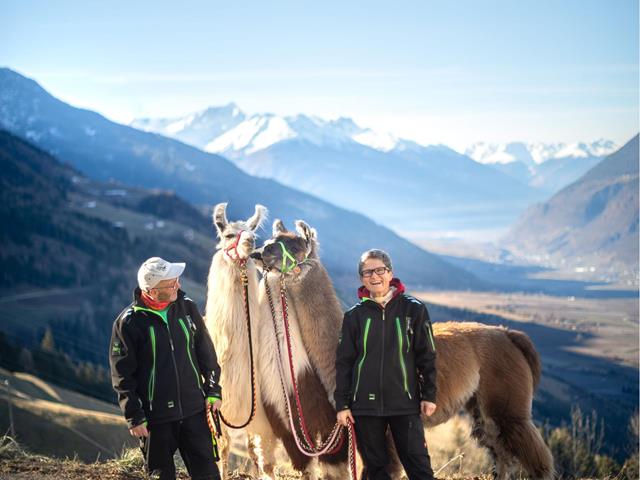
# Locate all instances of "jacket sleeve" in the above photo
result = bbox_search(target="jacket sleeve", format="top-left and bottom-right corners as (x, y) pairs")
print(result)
(334, 311), (358, 411)
(109, 314), (147, 428)
(190, 302), (222, 399)
(413, 303), (437, 403)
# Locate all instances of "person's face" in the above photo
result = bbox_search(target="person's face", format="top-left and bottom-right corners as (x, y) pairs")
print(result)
(360, 258), (392, 297)
(149, 277), (180, 302)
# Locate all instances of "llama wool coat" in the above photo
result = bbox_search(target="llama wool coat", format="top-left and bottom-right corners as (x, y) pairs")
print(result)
(335, 278), (437, 416)
(109, 288), (222, 427)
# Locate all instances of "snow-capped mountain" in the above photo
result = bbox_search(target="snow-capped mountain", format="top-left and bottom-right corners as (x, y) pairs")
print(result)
(132, 106), (399, 156)
(130, 104), (615, 235)
(464, 140), (617, 193)
(465, 140), (618, 165)
(131, 103), (246, 149)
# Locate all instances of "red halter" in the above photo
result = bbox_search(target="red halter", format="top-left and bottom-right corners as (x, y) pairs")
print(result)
(224, 231), (247, 265)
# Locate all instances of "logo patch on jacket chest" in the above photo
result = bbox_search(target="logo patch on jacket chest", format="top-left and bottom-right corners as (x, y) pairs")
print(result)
(111, 341), (123, 356)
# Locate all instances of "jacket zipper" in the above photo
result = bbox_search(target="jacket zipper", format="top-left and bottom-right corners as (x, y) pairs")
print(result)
(148, 326), (156, 411)
(353, 317), (371, 401)
(379, 309), (385, 414)
(395, 317), (412, 399)
(178, 318), (203, 392)
(165, 317), (184, 418)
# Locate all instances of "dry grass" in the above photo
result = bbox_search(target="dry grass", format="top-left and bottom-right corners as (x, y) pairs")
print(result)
(0, 413), (494, 480)
(428, 415), (491, 477)
(0, 437), (258, 480)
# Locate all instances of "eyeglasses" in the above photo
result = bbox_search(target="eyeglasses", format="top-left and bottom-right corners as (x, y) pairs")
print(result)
(361, 267), (389, 278)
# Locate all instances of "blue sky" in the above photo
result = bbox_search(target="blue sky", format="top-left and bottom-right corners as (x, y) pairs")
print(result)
(1, 0), (638, 147)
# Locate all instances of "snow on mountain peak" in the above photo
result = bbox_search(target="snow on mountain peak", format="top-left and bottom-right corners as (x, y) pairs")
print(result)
(467, 140), (618, 165)
(353, 129), (398, 152)
(204, 114), (297, 154)
(130, 104), (247, 149)
(131, 103), (406, 155)
(131, 103), (617, 162)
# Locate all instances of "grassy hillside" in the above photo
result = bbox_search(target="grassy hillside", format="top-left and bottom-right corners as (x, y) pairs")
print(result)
(0, 368), (135, 462)
(2, 366), (637, 479)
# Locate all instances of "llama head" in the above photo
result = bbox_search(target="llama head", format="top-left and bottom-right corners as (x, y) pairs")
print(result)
(212, 203), (268, 262)
(257, 219), (319, 279)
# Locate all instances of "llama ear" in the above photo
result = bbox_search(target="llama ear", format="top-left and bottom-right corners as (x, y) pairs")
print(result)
(272, 219), (287, 237)
(247, 204), (267, 232)
(213, 203), (228, 235)
(294, 220), (314, 243)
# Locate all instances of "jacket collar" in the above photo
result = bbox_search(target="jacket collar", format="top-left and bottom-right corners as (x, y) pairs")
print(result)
(357, 277), (405, 305)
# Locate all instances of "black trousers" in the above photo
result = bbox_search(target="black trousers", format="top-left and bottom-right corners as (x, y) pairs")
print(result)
(140, 411), (220, 480)
(354, 414), (434, 480)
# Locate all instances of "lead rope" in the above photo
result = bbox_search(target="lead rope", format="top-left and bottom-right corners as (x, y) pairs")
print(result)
(212, 262), (257, 429)
(265, 275), (358, 480)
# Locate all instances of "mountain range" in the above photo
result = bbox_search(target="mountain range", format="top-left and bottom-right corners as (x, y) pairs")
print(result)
(503, 135), (639, 283)
(466, 140), (617, 194)
(0, 67), (480, 295)
(133, 105), (553, 235)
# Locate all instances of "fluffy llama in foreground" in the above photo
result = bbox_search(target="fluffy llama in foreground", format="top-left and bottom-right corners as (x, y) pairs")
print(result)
(204, 203), (279, 478)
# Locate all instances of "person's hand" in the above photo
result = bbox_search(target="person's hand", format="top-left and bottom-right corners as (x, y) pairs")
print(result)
(129, 422), (149, 438)
(421, 401), (437, 417)
(337, 409), (355, 426)
(206, 397), (222, 413)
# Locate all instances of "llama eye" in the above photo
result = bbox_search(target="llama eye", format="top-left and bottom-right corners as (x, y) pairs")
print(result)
(225, 234), (235, 239)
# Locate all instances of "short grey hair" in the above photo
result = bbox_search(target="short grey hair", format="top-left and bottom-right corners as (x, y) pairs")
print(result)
(358, 249), (393, 276)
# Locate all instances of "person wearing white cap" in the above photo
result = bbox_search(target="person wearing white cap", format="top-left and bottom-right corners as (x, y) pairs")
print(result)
(109, 257), (222, 480)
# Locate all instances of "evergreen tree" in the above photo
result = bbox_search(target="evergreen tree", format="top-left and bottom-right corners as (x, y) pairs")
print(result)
(40, 327), (56, 352)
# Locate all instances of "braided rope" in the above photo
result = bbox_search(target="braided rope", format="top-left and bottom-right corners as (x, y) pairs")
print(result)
(264, 275), (358, 479)
(217, 263), (257, 429)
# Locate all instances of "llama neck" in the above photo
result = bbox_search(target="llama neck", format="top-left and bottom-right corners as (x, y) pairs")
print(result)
(281, 260), (343, 399)
(288, 260), (342, 321)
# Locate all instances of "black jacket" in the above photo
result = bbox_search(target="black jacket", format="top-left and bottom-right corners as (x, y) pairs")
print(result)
(109, 288), (221, 427)
(334, 279), (437, 416)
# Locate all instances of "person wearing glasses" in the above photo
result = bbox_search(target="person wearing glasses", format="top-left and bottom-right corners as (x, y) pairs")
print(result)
(109, 257), (222, 480)
(335, 249), (437, 480)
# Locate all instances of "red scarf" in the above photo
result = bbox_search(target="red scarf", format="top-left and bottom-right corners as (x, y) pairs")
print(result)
(141, 291), (171, 311)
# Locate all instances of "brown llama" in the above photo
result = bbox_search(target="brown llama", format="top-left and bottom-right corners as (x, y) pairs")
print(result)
(256, 219), (554, 480)
(255, 219), (348, 480)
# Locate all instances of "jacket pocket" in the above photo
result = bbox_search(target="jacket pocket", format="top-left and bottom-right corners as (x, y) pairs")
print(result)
(405, 316), (413, 353)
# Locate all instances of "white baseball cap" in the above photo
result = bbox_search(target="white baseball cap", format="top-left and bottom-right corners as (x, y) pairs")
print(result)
(137, 257), (186, 291)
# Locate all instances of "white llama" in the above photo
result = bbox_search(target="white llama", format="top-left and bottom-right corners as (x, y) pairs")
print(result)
(204, 202), (277, 479)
